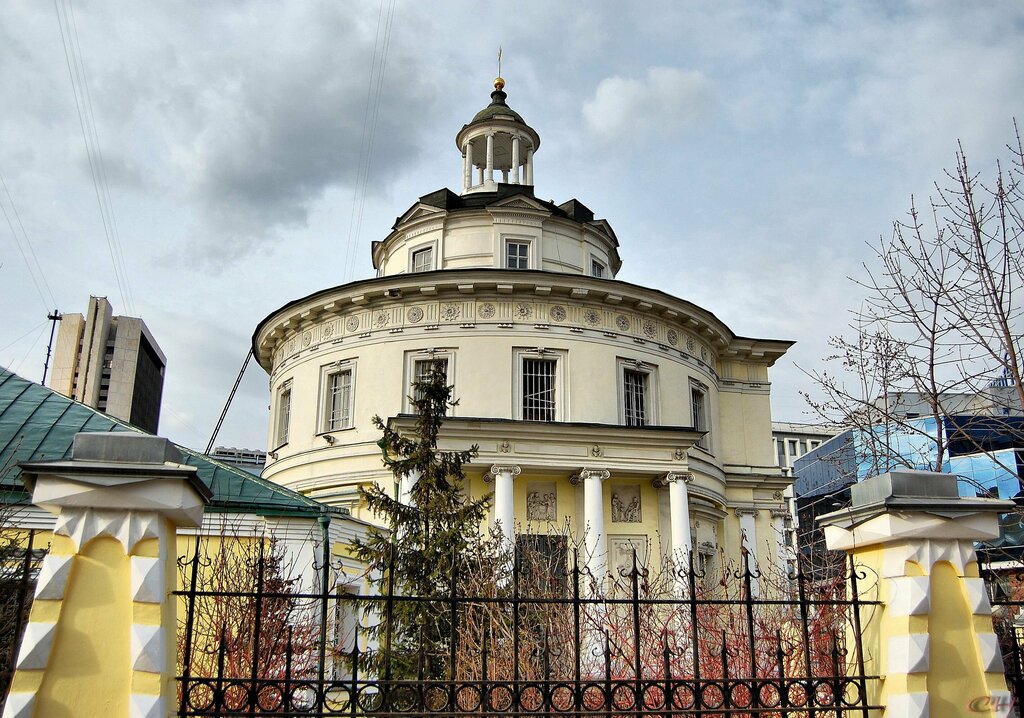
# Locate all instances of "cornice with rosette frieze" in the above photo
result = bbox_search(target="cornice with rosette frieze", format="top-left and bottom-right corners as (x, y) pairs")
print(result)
(254, 271), (791, 374)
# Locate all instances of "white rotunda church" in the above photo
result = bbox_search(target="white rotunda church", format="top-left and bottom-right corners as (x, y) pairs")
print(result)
(253, 79), (794, 578)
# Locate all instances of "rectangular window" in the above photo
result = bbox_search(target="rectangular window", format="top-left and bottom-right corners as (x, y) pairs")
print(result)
(276, 383), (292, 447)
(506, 241), (530, 269)
(591, 258), (606, 278)
(412, 357), (448, 406)
(691, 382), (710, 451)
(411, 246), (433, 273)
(622, 369), (647, 426)
(325, 369), (353, 431)
(788, 439), (798, 459)
(522, 357), (557, 421)
(405, 351), (454, 413)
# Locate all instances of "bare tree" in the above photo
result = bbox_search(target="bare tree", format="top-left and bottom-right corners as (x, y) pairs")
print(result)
(804, 123), (1024, 487)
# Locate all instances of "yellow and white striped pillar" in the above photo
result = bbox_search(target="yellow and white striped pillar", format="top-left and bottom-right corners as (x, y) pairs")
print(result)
(820, 470), (1015, 718)
(4, 433), (209, 718)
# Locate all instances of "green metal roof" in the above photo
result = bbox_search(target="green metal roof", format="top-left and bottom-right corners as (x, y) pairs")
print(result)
(0, 367), (337, 518)
(468, 88), (526, 126)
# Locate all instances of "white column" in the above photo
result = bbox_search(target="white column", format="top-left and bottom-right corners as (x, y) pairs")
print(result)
(478, 165), (484, 185)
(736, 507), (760, 597)
(485, 133), (495, 186)
(399, 469), (420, 506)
(771, 508), (790, 574)
(490, 464), (521, 546)
(663, 472), (693, 565)
(525, 147), (534, 185)
(502, 169), (508, 183)
(573, 469), (610, 582)
(462, 142), (472, 192)
(511, 136), (520, 184)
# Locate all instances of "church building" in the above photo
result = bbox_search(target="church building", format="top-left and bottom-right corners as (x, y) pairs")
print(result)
(253, 79), (794, 579)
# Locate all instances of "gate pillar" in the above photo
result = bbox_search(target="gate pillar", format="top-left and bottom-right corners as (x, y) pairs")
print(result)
(820, 470), (1014, 718)
(4, 433), (210, 718)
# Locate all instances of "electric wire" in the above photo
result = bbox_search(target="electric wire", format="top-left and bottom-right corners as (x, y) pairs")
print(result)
(53, 0), (135, 316)
(65, 0), (134, 315)
(0, 171), (56, 311)
(342, 0), (397, 284)
(8, 324), (49, 376)
(0, 321), (48, 355)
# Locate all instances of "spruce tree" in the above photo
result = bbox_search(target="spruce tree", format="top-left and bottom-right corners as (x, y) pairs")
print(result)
(351, 360), (489, 678)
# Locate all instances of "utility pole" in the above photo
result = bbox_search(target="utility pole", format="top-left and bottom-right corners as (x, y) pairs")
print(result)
(41, 309), (62, 386)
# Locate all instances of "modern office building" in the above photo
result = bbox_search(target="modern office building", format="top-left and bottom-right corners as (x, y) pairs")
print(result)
(210, 446), (268, 476)
(253, 79), (795, 577)
(48, 296), (166, 433)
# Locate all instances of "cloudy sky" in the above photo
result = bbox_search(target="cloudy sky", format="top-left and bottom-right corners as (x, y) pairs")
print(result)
(3, 1), (1024, 452)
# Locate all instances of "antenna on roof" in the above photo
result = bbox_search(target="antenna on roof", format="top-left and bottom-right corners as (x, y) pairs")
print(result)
(497, 46), (502, 78)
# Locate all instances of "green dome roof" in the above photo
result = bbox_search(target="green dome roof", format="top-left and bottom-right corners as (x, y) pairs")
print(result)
(469, 88), (526, 126)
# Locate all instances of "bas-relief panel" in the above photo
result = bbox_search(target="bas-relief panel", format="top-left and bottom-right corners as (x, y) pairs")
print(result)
(609, 535), (649, 577)
(526, 481), (557, 522)
(610, 485), (641, 523)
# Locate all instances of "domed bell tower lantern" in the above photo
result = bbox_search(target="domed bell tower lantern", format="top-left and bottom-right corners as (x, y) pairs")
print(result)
(456, 77), (541, 195)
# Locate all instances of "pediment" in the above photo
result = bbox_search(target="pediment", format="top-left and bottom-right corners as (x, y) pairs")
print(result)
(487, 194), (552, 215)
(395, 203), (447, 227)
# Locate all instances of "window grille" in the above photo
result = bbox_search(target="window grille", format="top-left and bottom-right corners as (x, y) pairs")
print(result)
(412, 358), (448, 408)
(692, 387), (708, 448)
(326, 370), (352, 431)
(276, 387), (291, 446)
(522, 357), (556, 421)
(691, 385), (709, 450)
(411, 247), (433, 273)
(507, 242), (529, 269)
(622, 368), (648, 426)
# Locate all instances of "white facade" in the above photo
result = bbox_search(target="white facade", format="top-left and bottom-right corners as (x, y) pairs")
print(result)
(254, 80), (794, 576)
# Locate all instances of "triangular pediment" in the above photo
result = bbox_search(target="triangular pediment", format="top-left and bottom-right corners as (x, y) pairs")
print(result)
(395, 202), (448, 227)
(487, 194), (552, 215)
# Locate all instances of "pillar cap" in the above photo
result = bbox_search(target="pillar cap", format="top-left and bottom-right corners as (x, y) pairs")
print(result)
(19, 432), (212, 527)
(819, 471), (1012, 529)
(818, 470), (1013, 551)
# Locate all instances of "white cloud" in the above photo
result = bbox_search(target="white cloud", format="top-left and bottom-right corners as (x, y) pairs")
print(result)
(582, 67), (714, 144)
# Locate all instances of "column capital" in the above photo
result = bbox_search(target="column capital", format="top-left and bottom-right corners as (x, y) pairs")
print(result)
(486, 464), (521, 483)
(655, 471), (694, 488)
(570, 468), (610, 485)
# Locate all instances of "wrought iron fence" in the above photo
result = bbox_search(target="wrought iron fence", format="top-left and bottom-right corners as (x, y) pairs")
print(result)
(176, 542), (880, 717)
(0, 530), (46, 704)
(981, 560), (1024, 705)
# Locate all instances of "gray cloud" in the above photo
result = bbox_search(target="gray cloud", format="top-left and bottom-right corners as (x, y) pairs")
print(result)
(583, 67), (714, 144)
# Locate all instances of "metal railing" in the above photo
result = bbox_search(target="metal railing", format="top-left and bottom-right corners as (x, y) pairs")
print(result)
(176, 544), (880, 717)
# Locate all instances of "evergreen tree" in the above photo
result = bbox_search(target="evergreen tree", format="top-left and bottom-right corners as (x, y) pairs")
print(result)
(351, 360), (490, 678)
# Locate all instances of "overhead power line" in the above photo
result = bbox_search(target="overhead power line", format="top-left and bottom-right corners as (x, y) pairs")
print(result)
(53, 0), (135, 316)
(342, 0), (398, 283)
(0, 170), (57, 311)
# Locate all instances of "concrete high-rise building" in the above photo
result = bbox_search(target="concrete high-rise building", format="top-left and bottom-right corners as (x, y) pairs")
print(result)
(48, 296), (166, 433)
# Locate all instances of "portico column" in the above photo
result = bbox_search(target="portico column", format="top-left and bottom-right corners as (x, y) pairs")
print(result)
(511, 136), (520, 184)
(525, 147), (534, 185)
(771, 508), (790, 574)
(485, 133), (495, 185)
(463, 142), (473, 191)
(662, 472), (693, 565)
(490, 464), (521, 546)
(736, 507), (760, 597)
(399, 469), (421, 506)
(572, 469), (610, 582)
